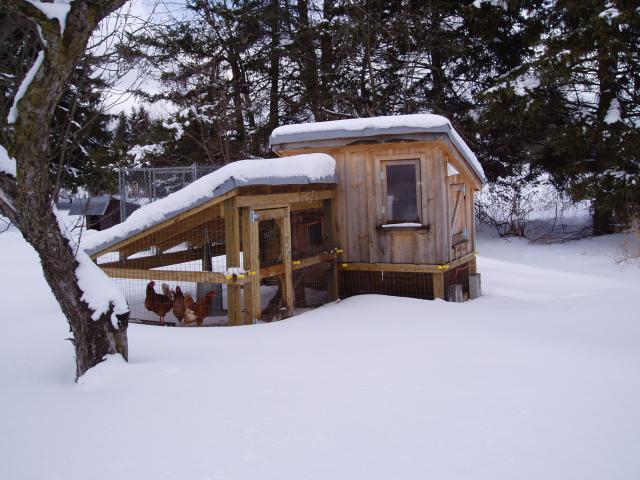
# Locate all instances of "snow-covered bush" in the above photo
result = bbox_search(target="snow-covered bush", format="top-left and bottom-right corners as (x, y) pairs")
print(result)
(476, 171), (590, 242)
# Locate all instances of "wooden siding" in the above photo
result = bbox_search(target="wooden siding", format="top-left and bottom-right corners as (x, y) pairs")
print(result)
(278, 140), (478, 265)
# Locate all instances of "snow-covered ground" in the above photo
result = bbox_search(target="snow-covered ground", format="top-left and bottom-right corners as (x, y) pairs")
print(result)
(1, 221), (639, 480)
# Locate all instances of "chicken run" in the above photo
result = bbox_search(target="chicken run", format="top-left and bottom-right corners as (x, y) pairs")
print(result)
(84, 154), (339, 326)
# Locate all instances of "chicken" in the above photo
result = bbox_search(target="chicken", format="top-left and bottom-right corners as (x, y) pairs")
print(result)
(172, 286), (186, 325)
(144, 281), (173, 325)
(183, 290), (216, 326)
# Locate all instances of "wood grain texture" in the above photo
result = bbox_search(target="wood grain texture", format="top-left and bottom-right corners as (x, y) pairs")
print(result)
(224, 199), (242, 325)
(277, 140), (479, 267)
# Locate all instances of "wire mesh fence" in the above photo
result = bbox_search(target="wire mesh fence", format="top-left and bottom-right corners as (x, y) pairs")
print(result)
(118, 163), (222, 222)
(339, 270), (435, 300)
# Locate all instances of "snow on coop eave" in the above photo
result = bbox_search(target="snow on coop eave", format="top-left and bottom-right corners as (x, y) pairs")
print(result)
(269, 114), (485, 184)
(83, 154), (337, 257)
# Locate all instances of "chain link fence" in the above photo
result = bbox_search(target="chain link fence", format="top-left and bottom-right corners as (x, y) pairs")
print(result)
(118, 163), (222, 222)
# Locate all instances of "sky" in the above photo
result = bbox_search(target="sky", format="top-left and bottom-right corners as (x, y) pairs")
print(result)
(96, 0), (188, 116)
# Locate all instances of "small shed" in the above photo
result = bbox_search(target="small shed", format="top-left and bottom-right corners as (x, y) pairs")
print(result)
(270, 114), (485, 301)
(69, 195), (138, 231)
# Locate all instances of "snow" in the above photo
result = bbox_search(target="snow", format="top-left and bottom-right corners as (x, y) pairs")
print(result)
(127, 143), (164, 164)
(0, 144), (17, 177)
(472, 0), (507, 9)
(162, 120), (185, 140)
(7, 50), (45, 125)
(225, 266), (247, 276)
(1, 221), (639, 479)
(486, 71), (540, 97)
(83, 153), (336, 255)
(271, 114), (484, 183)
(599, 3), (621, 23)
(25, 0), (73, 35)
(56, 209), (128, 328)
(447, 163), (460, 176)
(604, 98), (621, 124)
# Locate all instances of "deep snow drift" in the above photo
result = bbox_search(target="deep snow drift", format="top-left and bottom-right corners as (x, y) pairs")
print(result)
(1, 222), (639, 480)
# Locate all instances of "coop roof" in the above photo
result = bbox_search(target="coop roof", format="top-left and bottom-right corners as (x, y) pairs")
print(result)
(68, 195), (115, 216)
(82, 154), (336, 256)
(269, 114), (485, 183)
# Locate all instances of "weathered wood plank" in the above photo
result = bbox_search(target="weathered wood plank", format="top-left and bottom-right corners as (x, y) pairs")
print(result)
(323, 199), (339, 301)
(99, 246), (222, 270)
(433, 272), (445, 299)
(278, 208), (294, 317)
(259, 251), (337, 279)
(225, 198), (242, 326)
(101, 267), (242, 285)
(338, 252), (475, 274)
(241, 207), (261, 324)
(235, 189), (335, 208)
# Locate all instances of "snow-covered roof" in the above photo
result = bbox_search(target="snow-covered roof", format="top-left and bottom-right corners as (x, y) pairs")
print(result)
(69, 195), (116, 216)
(269, 114), (485, 182)
(83, 154), (336, 256)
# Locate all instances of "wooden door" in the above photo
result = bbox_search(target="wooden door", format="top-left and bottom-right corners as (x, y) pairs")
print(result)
(449, 183), (469, 259)
(249, 207), (294, 321)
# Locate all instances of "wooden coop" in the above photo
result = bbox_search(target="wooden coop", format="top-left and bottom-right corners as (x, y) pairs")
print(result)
(86, 114), (485, 327)
(84, 155), (339, 326)
(269, 114), (485, 302)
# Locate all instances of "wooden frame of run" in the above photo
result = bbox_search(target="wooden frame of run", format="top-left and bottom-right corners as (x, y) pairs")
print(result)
(92, 185), (339, 326)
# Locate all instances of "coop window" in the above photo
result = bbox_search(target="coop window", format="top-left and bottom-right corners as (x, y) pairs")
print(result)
(380, 159), (422, 224)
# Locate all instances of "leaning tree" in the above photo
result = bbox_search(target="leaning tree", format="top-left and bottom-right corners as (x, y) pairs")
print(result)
(0, 0), (130, 380)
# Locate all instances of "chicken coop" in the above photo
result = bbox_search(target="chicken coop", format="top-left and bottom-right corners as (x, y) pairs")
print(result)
(269, 114), (485, 302)
(84, 154), (339, 326)
(86, 114), (485, 327)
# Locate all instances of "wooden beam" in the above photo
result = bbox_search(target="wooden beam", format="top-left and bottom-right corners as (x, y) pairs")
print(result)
(100, 267), (243, 285)
(99, 248), (206, 270)
(225, 198), (242, 326)
(234, 189), (335, 208)
(278, 208), (294, 317)
(241, 207), (261, 325)
(323, 198), (339, 301)
(433, 273), (445, 299)
(337, 252), (476, 274)
(253, 207), (288, 221)
(469, 255), (477, 275)
(259, 251), (337, 279)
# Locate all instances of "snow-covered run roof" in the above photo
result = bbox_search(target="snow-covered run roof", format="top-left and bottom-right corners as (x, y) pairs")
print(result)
(83, 154), (336, 256)
(269, 114), (485, 182)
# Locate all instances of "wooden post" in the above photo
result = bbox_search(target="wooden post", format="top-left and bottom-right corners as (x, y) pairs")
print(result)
(469, 256), (477, 275)
(224, 198), (242, 326)
(278, 207), (294, 317)
(241, 207), (261, 324)
(433, 272), (445, 300)
(323, 198), (339, 301)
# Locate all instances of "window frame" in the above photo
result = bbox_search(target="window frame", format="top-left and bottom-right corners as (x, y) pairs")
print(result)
(375, 154), (425, 227)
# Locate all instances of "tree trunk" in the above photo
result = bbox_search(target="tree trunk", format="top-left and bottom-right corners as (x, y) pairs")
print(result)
(295, 0), (325, 121)
(267, 0), (281, 133)
(592, 29), (619, 235)
(1, 0), (129, 380)
(592, 198), (615, 235)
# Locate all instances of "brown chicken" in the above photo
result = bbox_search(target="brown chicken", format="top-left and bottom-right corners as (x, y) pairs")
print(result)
(183, 290), (216, 326)
(144, 281), (173, 325)
(172, 286), (186, 325)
